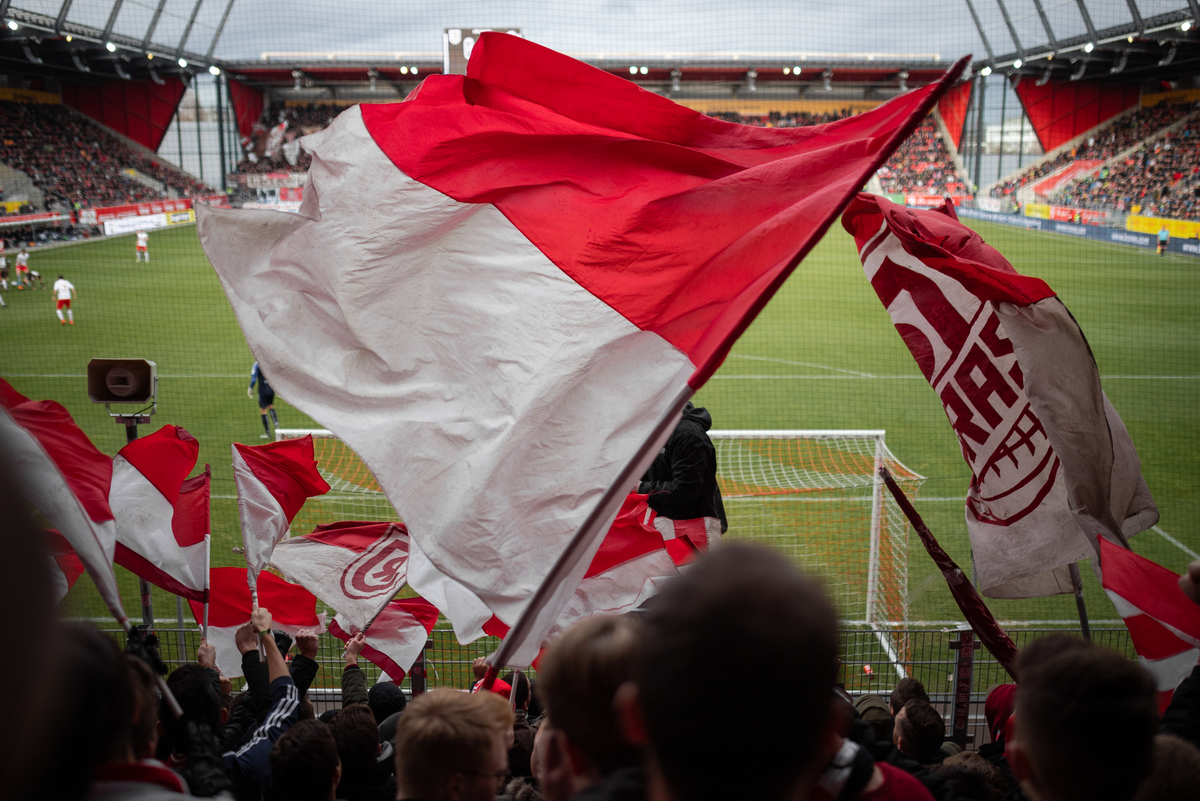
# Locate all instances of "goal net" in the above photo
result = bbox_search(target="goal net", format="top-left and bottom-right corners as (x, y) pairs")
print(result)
(277, 427), (925, 633)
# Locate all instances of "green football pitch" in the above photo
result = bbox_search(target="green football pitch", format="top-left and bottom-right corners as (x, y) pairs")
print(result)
(3, 218), (1197, 649)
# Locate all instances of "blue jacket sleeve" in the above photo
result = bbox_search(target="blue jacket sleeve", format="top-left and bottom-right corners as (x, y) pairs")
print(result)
(223, 675), (299, 799)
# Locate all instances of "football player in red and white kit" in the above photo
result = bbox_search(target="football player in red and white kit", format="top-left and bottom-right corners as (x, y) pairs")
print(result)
(53, 274), (75, 325)
(15, 249), (30, 288)
(135, 230), (149, 263)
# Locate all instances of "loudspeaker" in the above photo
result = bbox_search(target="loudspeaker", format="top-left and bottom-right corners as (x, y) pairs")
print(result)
(87, 358), (156, 404)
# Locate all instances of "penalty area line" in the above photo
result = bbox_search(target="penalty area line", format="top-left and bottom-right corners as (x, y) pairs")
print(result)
(1152, 525), (1200, 560)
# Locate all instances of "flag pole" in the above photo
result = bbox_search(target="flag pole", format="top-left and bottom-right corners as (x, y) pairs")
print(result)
(484, 385), (694, 680)
(202, 531), (210, 641)
(879, 467), (1020, 679)
(1068, 562), (1092, 642)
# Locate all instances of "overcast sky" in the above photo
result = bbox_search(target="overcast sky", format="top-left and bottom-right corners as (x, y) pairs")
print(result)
(12, 1), (1188, 64)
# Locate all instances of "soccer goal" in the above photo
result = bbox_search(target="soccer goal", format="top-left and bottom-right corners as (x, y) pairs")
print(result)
(277, 427), (924, 631)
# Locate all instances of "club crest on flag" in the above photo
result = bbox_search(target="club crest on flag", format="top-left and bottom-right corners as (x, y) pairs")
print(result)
(341, 537), (409, 600)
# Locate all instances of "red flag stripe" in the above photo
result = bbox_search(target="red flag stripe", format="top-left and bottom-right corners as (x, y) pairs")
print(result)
(1122, 612), (1197, 661)
(116, 425), (199, 505)
(1101, 537), (1200, 642)
(233, 436), (330, 523)
(173, 468), (210, 548)
(116, 542), (206, 602)
(190, 567), (321, 628)
(363, 33), (968, 387)
(305, 521), (409, 553)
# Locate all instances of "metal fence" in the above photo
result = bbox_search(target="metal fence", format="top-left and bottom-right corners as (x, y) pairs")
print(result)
(87, 622), (1130, 746)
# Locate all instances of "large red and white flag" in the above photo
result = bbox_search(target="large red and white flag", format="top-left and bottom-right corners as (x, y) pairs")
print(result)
(329, 597), (440, 683)
(270, 521), (409, 631)
(0, 379), (128, 624)
(198, 33), (966, 664)
(189, 566), (327, 678)
(843, 195), (1157, 597)
(45, 528), (85, 604)
(231, 436), (330, 593)
(1100, 537), (1200, 713)
(111, 426), (210, 601)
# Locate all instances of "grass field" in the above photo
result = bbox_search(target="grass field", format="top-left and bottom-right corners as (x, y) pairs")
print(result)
(3, 218), (1197, 675)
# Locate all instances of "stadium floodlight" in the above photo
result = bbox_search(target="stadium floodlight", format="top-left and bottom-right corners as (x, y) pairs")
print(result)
(629, 65), (637, 75)
(209, 65), (220, 76)
(400, 65), (408, 74)
(639, 66), (648, 75)
(1012, 59), (1022, 70)
(980, 66), (992, 76)
(178, 57), (188, 68)
(87, 358), (157, 434)
(147, 53), (153, 59)
(411, 67), (418, 75)
(793, 65), (801, 74)
(783, 67), (790, 75)
(105, 42), (116, 52)
(6, 20), (17, 31)
(1183, 20), (1193, 32)
(1083, 42), (1094, 53)
(65, 35), (72, 42)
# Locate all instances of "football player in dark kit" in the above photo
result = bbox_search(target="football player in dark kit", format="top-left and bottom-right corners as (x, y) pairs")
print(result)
(639, 401), (728, 563)
(248, 360), (280, 438)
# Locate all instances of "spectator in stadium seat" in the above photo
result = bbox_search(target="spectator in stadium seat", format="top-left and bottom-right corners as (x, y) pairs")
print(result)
(619, 543), (840, 801)
(893, 701), (946, 765)
(393, 689), (513, 801)
(1006, 634), (1156, 801)
(269, 719), (341, 801)
(499, 671), (535, 778)
(855, 695), (895, 745)
(889, 677), (930, 717)
(536, 615), (644, 800)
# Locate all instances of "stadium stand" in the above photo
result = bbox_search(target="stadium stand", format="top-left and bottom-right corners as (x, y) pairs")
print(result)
(235, 102), (354, 175)
(990, 100), (1198, 202)
(0, 100), (211, 210)
(704, 108), (856, 126)
(876, 117), (968, 196)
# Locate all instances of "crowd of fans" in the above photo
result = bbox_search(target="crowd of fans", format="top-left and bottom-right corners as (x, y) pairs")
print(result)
(234, 103), (354, 175)
(1053, 124), (1200, 221)
(0, 100), (211, 209)
(705, 108), (857, 127)
(876, 117), (968, 196)
(17, 541), (1200, 801)
(990, 100), (1197, 200)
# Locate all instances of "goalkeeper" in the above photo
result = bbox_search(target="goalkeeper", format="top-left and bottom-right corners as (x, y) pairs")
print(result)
(248, 360), (280, 439)
(639, 402), (728, 563)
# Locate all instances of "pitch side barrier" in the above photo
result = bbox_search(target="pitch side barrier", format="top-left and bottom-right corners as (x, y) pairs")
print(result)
(951, 206), (1200, 258)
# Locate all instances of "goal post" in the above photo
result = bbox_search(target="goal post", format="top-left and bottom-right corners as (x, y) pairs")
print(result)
(277, 427), (925, 633)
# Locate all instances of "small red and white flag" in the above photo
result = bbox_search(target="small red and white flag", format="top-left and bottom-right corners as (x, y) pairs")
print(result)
(231, 436), (330, 594)
(189, 566), (327, 679)
(1100, 537), (1200, 713)
(199, 35), (966, 665)
(843, 195), (1157, 598)
(0, 378), (127, 624)
(45, 528), (85, 604)
(270, 521), (409, 631)
(111, 426), (210, 601)
(329, 597), (440, 683)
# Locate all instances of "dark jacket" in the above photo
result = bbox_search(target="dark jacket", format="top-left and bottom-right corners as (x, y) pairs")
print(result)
(223, 676), (300, 801)
(639, 403), (727, 530)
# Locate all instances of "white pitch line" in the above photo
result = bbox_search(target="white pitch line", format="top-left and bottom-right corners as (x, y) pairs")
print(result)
(730, 353), (877, 377)
(1152, 525), (1200, 560)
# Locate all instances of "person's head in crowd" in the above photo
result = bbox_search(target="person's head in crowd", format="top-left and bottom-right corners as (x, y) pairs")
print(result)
(1007, 634), (1156, 801)
(328, 704), (380, 784)
(394, 688), (514, 801)
(500, 670), (531, 712)
(938, 751), (1009, 797)
(162, 662), (225, 755)
(853, 695), (893, 744)
(889, 676), (930, 716)
(893, 700), (945, 763)
(537, 615), (641, 791)
(926, 762), (1000, 801)
(624, 543), (839, 801)
(270, 719), (341, 801)
(1132, 734), (1200, 801)
(125, 656), (160, 760)
(984, 683), (1017, 744)
(368, 680), (407, 725)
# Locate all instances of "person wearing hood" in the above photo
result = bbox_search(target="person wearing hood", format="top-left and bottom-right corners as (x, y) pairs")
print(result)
(639, 402), (728, 561)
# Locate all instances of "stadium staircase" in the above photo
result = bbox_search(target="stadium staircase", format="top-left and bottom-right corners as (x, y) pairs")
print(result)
(122, 168), (166, 195)
(0, 160), (44, 210)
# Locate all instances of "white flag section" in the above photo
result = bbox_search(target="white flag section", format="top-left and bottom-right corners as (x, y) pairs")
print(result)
(198, 34), (964, 664)
(1101, 538), (1200, 713)
(270, 521), (409, 631)
(843, 196), (1157, 598)
(111, 425), (208, 601)
(232, 437), (330, 594)
(190, 567), (327, 679)
(0, 378), (128, 625)
(329, 597), (439, 683)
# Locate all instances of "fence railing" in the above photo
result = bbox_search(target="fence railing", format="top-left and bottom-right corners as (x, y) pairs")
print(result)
(84, 622), (1130, 748)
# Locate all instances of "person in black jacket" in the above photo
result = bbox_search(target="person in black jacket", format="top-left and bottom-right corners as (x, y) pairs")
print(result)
(639, 402), (727, 560)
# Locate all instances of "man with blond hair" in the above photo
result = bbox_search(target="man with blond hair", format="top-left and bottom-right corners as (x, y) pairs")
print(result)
(394, 688), (513, 801)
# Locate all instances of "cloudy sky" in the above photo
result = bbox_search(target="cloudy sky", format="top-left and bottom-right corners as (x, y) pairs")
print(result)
(14, 1), (1184, 64)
